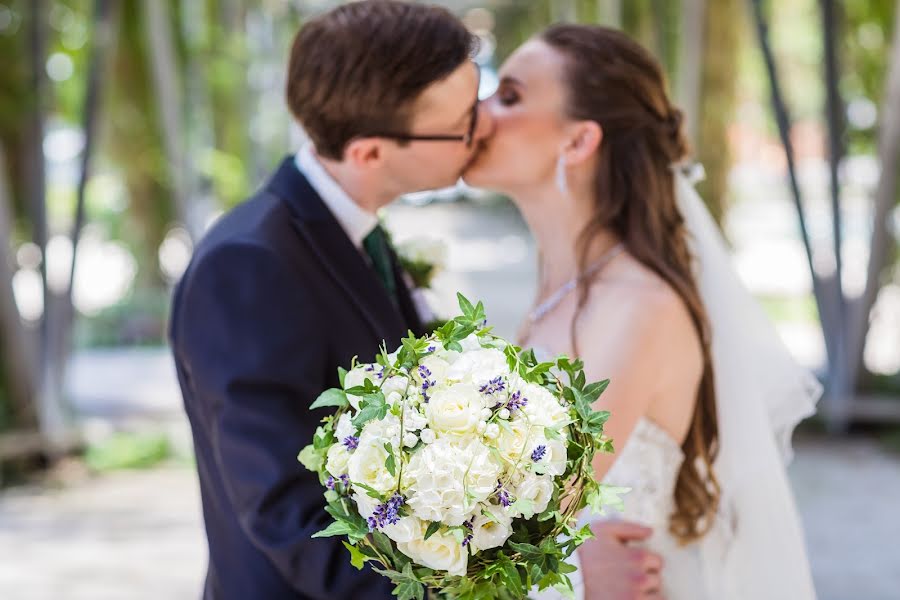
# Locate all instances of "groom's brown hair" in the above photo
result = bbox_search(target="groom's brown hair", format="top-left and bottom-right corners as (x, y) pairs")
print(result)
(286, 0), (476, 160)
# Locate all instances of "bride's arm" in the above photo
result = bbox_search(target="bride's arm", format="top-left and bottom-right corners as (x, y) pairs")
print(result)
(577, 284), (703, 480)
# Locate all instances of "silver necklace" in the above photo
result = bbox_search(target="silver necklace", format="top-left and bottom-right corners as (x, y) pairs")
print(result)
(527, 243), (624, 325)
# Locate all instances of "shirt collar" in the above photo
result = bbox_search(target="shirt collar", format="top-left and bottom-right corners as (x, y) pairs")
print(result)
(294, 144), (379, 249)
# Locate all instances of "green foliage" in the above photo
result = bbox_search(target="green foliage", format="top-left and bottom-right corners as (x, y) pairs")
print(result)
(84, 431), (172, 471)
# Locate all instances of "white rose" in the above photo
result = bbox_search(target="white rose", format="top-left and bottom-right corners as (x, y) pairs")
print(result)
(352, 493), (377, 523)
(383, 515), (424, 544)
(334, 413), (357, 443)
(470, 510), (513, 552)
(382, 375), (410, 397)
(530, 437), (567, 477)
(512, 473), (554, 519)
(495, 419), (537, 465)
(398, 530), (468, 576)
(415, 355), (450, 386)
(404, 438), (501, 526)
(347, 437), (397, 494)
(518, 383), (569, 428)
(425, 383), (486, 436)
(325, 444), (351, 476)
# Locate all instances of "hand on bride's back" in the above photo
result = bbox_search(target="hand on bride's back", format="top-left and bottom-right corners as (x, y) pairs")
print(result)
(579, 520), (664, 600)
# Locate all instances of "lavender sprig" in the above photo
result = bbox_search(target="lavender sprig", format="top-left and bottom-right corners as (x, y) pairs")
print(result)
(479, 376), (506, 396)
(367, 493), (406, 531)
(506, 391), (528, 413)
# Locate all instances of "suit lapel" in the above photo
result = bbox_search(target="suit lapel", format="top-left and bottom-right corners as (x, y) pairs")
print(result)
(265, 157), (407, 346)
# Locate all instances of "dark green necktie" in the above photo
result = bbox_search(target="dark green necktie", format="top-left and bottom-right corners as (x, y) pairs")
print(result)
(363, 225), (397, 301)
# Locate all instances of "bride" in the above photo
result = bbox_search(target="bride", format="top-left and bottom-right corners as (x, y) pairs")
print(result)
(464, 24), (819, 600)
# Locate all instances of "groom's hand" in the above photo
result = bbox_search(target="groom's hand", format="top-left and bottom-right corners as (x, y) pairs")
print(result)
(579, 520), (664, 600)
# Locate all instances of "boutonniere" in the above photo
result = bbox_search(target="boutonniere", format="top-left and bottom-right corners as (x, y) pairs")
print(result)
(395, 237), (447, 290)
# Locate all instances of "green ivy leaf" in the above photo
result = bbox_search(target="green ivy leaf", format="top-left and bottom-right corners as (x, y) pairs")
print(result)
(352, 481), (386, 501)
(394, 579), (425, 600)
(457, 292), (476, 319)
(310, 388), (349, 410)
(343, 541), (371, 570)
(297, 444), (324, 472)
(371, 530), (397, 562)
(583, 379), (610, 402)
(352, 393), (388, 429)
(384, 442), (397, 477)
(312, 519), (361, 539)
(423, 521), (441, 541)
(586, 483), (631, 515)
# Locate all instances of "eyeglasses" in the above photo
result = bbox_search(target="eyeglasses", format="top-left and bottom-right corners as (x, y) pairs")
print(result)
(367, 67), (481, 148)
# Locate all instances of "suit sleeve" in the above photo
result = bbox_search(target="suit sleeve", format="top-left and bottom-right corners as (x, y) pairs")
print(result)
(174, 241), (393, 599)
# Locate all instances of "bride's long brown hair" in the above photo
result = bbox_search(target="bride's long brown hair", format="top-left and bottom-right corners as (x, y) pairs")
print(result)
(542, 24), (720, 544)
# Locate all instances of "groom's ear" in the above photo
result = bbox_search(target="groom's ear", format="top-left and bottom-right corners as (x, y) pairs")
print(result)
(344, 138), (384, 170)
(563, 121), (603, 166)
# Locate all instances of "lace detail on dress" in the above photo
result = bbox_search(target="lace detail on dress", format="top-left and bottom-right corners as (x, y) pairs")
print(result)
(601, 418), (684, 526)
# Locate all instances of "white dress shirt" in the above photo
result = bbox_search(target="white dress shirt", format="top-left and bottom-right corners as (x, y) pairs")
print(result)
(294, 144), (378, 250)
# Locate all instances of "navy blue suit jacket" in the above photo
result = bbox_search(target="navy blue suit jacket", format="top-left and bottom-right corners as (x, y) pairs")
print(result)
(169, 157), (425, 599)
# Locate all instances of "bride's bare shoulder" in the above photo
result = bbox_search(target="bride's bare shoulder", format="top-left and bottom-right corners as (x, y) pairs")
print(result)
(585, 252), (700, 350)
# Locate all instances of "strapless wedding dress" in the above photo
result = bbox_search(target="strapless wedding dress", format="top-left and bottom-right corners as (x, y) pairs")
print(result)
(532, 416), (703, 600)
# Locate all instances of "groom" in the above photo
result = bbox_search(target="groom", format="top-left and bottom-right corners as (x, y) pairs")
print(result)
(169, 1), (660, 599)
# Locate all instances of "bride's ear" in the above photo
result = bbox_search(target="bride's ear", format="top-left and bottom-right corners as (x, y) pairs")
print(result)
(562, 121), (602, 166)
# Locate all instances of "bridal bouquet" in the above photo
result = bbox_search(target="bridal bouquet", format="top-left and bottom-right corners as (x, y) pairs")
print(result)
(299, 294), (625, 599)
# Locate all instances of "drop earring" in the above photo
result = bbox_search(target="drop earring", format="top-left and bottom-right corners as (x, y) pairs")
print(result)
(555, 153), (569, 196)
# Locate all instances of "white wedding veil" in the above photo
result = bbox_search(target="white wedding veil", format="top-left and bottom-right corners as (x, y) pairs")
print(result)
(674, 165), (820, 599)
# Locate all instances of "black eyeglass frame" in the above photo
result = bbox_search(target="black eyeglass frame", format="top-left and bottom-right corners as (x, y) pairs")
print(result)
(365, 66), (481, 148)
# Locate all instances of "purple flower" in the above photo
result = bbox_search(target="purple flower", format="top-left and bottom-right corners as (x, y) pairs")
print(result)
(460, 518), (474, 547)
(479, 377), (506, 396)
(506, 391), (528, 413)
(531, 445), (547, 462)
(418, 365), (436, 402)
(495, 481), (513, 508)
(342, 436), (359, 451)
(426, 345), (436, 353)
(367, 493), (406, 531)
(326, 474), (351, 493)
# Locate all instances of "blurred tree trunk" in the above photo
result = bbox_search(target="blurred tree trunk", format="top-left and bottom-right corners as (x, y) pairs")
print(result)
(553, 0), (578, 23)
(143, 0), (198, 240)
(677, 0), (707, 147)
(0, 147), (37, 433)
(819, 0), (850, 428)
(694, 0), (740, 224)
(598, 0), (622, 27)
(106, 2), (174, 294)
(847, 0), (900, 397)
(27, 0), (70, 454)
